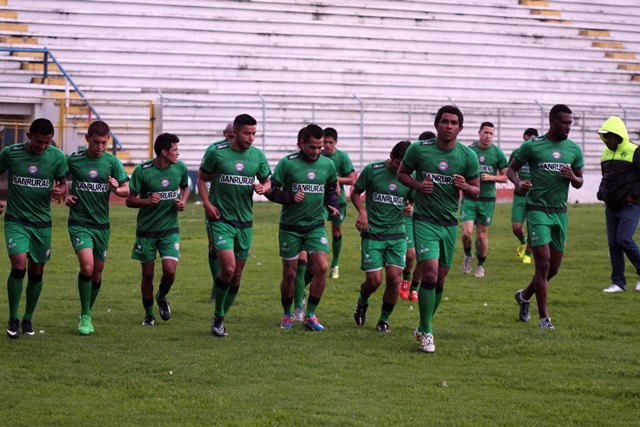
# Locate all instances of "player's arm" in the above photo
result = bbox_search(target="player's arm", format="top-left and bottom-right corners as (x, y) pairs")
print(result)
(265, 179), (299, 204)
(126, 190), (159, 208)
(350, 186), (368, 231)
(175, 185), (190, 212)
(324, 180), (340, 216)
(52, 177), (68, 199)
(253, 175), (271, 195)
(197, 169), (219, 218)
(454, 175), (480, 200)
(483, 167), (508, 183)
(339, 170), (357, 186)
(397, 162), (433, 195)
(561, 166), (583, 189)
(507, 158), (532, 194)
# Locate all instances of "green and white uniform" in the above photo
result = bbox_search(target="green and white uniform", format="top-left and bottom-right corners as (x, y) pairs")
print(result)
(322, 149), (355, 224)
(0, 142), (67, 262)
(130, 159), (189, 261)
(354, 161), (412, 271)
(509, 147), (530, 223)
(67, 149), (129, 261)
(199, 142), (271, 260)
(271, 151), (338, 259)
(459, 143), (507, 226)
(514, 134), (583, 251)
(402, 139), (479, 268)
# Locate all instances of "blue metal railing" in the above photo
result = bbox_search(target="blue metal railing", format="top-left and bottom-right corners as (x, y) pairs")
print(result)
(0, 46), (125, 151)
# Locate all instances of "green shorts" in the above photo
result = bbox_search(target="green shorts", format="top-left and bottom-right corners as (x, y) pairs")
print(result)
(279, 226), (329, 259)
(361, 237), (406, 271)
(413, 220), (458, 268)
(69, 225), (110, 262)
(132, 232), (180, 262)
(459, 198), (496, 226)
(325, 204), (347, 225)
(526, 209), (567, 251)
(206, 219), (252, 260)
(404, 216), (415, 248)
(4, 221), (52, 263)
(511, 194), (527, 223)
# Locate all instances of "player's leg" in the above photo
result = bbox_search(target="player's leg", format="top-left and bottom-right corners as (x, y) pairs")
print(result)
(154, 234), (180, 322)
(6, 251), (27, 338)
(377, 239), (405, 332)
(329, 217), (343, 279)
(475, 224), (489, 278)
(294, 250), (308, 321)
(140, 261), (156, 325)
(76, 248), (95, 335)
(305, 249), (329, 331)
(21, 225), (51, 336)
(434, 265), (450, 316)
(279, 229), (302, 329)
(354, 237), (383, 326)
(613, 205), (640, 287)
(90, 259), (105, 309)
(512, 195), (529, 260)
(460, 220), (474, 274)
(205, 219), (219, 300)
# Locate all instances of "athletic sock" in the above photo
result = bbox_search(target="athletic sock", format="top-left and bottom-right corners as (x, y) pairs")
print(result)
(304, 270), (313, 286)
(143, 298), (154, 317)
(433, 287), (444, 315)
(214, 277), (230, 317)
(156, 277), (172, 302)
(409, 281), (420, 293)
(78, 273), (92, 316)
(223, 285), (239, 315)
(464, 246), (472, 257)
(90, 281), (101, 309)
(293, 260), (307, 308)
(478, 256), (486, 267)
(281, 296), (293, 316)
(331, 236), (342, 268)
(379, 302), (395, 323)
(305, 295), (320, 317)
(7, 270), (25, 320)
(22, 275), (43, 321)
(417, 281), (436, 334)
(402, 270), (411, 281)
(520, 236), (527, 245)
(208, 253), (219, 286)
(358, 288), (372, 305)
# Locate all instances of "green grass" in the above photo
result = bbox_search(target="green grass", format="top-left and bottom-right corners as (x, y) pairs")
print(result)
(0, 202), (639, 426)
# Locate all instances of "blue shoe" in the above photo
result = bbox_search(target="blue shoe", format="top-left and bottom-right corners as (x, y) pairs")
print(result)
(303, 314), (325, 332)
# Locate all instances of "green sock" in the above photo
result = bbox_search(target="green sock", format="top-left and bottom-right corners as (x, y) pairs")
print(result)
(409, 281), (420, 292)
(7, 272), (24, 320)
(331, 236), (342, 267)
(282, 297), (293, 316)
(525, 250), (532, 256)
(520, 236), (527, 244)
(214, 278), (230, 317)
(78, 274), (92, 316)
(417, 283), (436, 334)
(223, 286), (239, 315)
(208, 254), (219, 286)
(433, 289), (444, 315)
(304, 270), (313, 286)
(294, 261), (307, 308)
(464, 247), (472, 257)
(478, 256), (486, 267)
(402, 270), (411, 281)
(23, 277), (43, 321)
(379, 302), (395, 323)
(90, 281), (101, 309)
(305, 296), (320, 317)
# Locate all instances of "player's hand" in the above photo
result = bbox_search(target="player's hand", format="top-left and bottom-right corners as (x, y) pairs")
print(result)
(51, 185), (65, 199)
(107, 175), (119, 192)
(0, 200), (5, 215)
(417, 176), (434, 195)
(253, 182), (267, 195)
(175, 198), (185, 211)
(355, 211), (368, 232)
(327, 205), (340, 218)
(518, 180), (533, 193)
(204, 203), (220, 219)
(481, 173), (491, 182)
(148, 193), (161, 205)
(336, 185), (341, 196)
(453, 174), (467, 191)
(293, 191), (305, 203)
(65, 195), (78, 207)
(403, 201), (413, 217)
(560, 165), (575, 181)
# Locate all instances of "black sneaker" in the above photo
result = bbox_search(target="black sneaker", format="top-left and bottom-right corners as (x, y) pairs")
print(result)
(142, 315), (155, 326)
(7, 318), (20, 339)
(376, 320), (390, 333)
(514, 290), (530, 323)
(211, 315), (228, 337)
(157, 299), (171, 321)
(21, 319), (35, 336)
(353, 301), (368, 326)
(210, 286), (216, 300)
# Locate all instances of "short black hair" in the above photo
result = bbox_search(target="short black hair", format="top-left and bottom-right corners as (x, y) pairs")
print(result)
(523, 127), (539, 138)
(549, 104), (572, 121)
(391, 140), (411, 160)
(233, 114), (257, 130)
(418, 131), (435, 140)
(323, 127), (338, 140)
(29, 118), (54, 136)
(301, 124), (324, 144)
(434, 105), (464, 128)
(154, 133), (179, 156)
(480, 121), (494, 130)
(87, 120), (110, 137)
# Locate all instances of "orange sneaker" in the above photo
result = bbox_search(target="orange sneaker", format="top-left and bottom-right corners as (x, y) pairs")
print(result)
(399, 280), (410, 300)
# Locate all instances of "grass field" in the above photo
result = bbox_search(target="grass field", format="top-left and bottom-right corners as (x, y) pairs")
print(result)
(0, 202), (639, 426)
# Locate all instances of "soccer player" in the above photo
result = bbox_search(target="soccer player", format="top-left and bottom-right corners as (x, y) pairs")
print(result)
(397, 105), (480, 353)
(65, 121), (130, 335)
(351, 140), (413, 332)
(511, 128), (538, 264)
(126, 133), (189, 326)
(460, 122), (508, 278)
(197, 114), (271, 337)
(322, 127), (356, 279)
(400, 131), (434, 301)
(266, 123), (339, 331)
(0, 118), (68, 338)
(509, 104), (583, 330)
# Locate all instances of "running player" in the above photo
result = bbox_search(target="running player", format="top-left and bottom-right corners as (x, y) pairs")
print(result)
(322, 127), (356, 279)
(460, 122), (508, 278)
(126, 133), (190, 326)
(197, 114), (271, 337)
(397, 105), (480, 352)
(266, 124), (339, 331)
(65, 121), (130, 335)
(0, 118), (68, 338)
(511, 128), (538, 264)
(351, 141), (413, 332)
(509, 104), (583, 330)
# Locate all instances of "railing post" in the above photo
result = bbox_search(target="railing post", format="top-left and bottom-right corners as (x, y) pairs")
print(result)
(43, 49), (48, 80)
(618, 103), (628, 123)
(534, 100), (545, 135)
(581, 110), (586, 154)
(353, 94), (364, 170)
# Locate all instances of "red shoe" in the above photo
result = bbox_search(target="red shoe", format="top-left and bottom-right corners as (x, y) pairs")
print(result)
(410, 290), (418, 302)
(399, 280), (410, 300)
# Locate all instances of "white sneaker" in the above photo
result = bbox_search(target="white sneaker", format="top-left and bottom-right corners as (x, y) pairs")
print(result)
(414, 328), (435, 353)
(635, 280), (640, 292)
(329, 266), (339, 279)
(539, 317), (555, 330)
(461, 256), (473, 274)
(293, 307), (305, 322)
(602, 284), (625, 293)
(474, 265), (485, 278)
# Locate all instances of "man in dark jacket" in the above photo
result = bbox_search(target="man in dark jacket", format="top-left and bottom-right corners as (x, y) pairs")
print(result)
(597, 116), (640, 293)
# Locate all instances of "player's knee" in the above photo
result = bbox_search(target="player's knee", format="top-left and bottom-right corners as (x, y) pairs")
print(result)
(10, 268), (26, 279)
(27, 271), (43, 283)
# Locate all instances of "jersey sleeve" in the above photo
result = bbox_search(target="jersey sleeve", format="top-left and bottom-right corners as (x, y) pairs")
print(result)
(257, 151), (271, 182)
(112, 157), (129, 184)
(497, 147), (508, 170)
(270, 158), (287, 186)
(54, 149), (69, 180)
(341, 151), (355, 175)
(572, 143), (584, 170)
(514, 141), (531, 165)
(0, 146), (9, 174)
(353, 164), (370, 192)
(129, 166), (142, 196)
(465, 149), (480, 181)
(179, 162), (189, 188)
(199, 148), (216, 174)
(327, 160), (338, 185)
(401, 142), (418, 171)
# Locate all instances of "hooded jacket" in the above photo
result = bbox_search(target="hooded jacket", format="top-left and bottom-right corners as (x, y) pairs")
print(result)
(597, 116), (640, 210)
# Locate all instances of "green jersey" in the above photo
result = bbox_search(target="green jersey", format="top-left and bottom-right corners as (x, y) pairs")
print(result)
(0, 142), (67, 227)
(129, 159), (189, 235)
(67, 150), (129, 227)
(509, 146), (531, 196)
(322, 149), (355, 206)
(271, 151), (338, 228)
(514, 134), (583, 209)
(354, 160), (413, 236)
(402, 139), (479, 225)
(199, 142), (271, 225)
(467, 142), (507, 200)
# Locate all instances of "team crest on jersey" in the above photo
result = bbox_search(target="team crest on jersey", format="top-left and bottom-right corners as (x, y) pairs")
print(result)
(479, 156), (486, 163)
(552, 151), (561, 159)
(438, 161), (449, 171)
(28, 164), (38, 174)
(388, 182), (397, 192)
(307, 171), (316, 181)
(235, 162), (245, 172)
(161, 179), (170, 188)
(88, 169), (99, 179)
